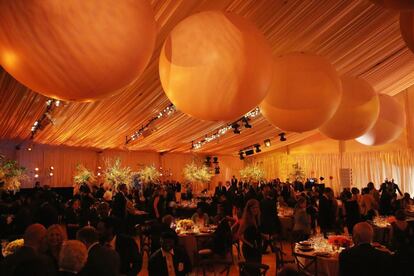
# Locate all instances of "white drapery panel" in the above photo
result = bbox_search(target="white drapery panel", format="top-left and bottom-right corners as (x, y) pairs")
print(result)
(251, 150), (414, 195)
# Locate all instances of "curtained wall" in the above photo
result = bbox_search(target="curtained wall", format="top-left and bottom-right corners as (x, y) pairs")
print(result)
(0, 141), (242, 189)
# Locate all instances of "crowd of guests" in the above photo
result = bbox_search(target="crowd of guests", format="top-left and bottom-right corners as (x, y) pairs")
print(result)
(0, 176), (413, 275)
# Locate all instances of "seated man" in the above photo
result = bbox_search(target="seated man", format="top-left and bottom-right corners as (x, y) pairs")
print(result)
(339, 222), (392, 276)
(76, 226), (120, 276)
(97, 217), (142, 276)
(148, 231), (191, 276)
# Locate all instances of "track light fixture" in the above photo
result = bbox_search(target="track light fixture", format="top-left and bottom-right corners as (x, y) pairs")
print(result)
(232, 123), (241, 134)
(279, 132), (287, 141)
(254, 144), (261, 153)
(239, 151), (245, 160)
(264, 139), (271, 147)
(242, 117), (252, 128)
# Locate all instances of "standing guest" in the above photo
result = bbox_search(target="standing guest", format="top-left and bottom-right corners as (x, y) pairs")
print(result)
(148, 231), (191, 276)
(292, 197), (311, 241)
(214, 181), (227, 198)
(97, 217), (142, 276)
(343, 188), (361, 234)
(318, 188), (336, 235)
(76, 226), (120, 276)
(231, 176), (238, 187)
(45, 224), (67, 271)
(260, 187), (280, 253)
(367, 182), (380, 204)
(339, 222), (392, 276)
(239, 199), (262, 274)
(112, 183), (128, 219)
(360, 187), (377, 220)
(152, 187), (166, 220)
(1, 223), (55, 276)
(58, 240), (88, 276)
(64, 199), (82, 239)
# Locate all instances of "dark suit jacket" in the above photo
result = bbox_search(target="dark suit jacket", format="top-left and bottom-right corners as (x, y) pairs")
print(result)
(115, 234), (142, 276)
(148, 248), (191, 276)
(82, 243), (120, 276)
(214, 186), (227, 197)
(112, 192), (127, 219)
(339, 243), (392, 276)
(1, 246), (56, 276)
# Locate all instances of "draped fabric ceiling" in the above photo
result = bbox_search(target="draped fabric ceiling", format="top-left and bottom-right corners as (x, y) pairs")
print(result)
(1, 0), (414, 156)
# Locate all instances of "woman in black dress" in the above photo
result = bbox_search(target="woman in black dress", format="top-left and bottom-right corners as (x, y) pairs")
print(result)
(343, 188), (361, 234)
(239, 199), (262, 267)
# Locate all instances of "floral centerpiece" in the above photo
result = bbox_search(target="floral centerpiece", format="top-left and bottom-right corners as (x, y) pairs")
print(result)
(327, 235), (352, 248)
(73, 164), (96, 192)
(0, 155), (28, 193)
(176, 219), (195, 233)
(104, 158), (132, 190)
(138, 165), (160, 184)
(2, 239), (24, 257)
(183, 162), (213, 183)
(240, 164), (264, 182)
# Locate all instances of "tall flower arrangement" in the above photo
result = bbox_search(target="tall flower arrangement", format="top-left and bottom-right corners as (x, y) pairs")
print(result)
(183, 162), (213, 183)
(104, 158), (132, 190)
(73, 164), (96, 190)
(240, 164), (265, 182)
(138, 165), (160, 184)
(0, 155), (28, 192)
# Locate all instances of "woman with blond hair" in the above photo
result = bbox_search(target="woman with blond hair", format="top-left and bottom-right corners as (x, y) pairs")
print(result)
(239, 199), (262, 264)
(44, 224), (68, 271)
(58, 240), (88, 275)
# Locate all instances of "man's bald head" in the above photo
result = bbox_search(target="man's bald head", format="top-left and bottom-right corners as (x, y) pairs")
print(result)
(352, 222), (373, 245)
(23, 223), (47, 250)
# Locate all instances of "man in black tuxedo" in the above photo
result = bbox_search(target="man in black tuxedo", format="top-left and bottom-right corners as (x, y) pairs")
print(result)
(77, 226), (120, 276)
(339, 222), (392, 276)
(148, 231), (191, 276)
(97, 217), (142, 276)
(214, 181), (227, 198)
(231, 175), (238, 186)
(112, 183), (128, 219)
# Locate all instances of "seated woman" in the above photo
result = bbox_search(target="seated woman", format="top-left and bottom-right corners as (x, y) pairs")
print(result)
(191, 204), (209, 227)
(292, 197), (311, 241)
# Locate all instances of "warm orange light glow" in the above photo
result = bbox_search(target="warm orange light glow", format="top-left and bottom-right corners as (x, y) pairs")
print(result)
(1, 51), (18, 68)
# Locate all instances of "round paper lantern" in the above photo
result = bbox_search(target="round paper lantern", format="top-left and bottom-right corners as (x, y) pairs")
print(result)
(159, 11), (273, 121)
(370, 0), (414, 11)
(319, 76), (380, 140)
(0, 0), (156, 101)
(400, 11), (414, 54)
(356, 94), (406, 146)
(259, 53), (342, 132)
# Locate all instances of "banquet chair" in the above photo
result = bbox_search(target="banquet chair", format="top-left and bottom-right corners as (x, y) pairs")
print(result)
(293, 252), (318, 276)
(134, 219), (157, 257)
(238, 261), (269, 276)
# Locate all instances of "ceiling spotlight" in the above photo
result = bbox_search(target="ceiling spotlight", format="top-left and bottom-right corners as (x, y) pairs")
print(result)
(35, 167), (39, 172)
(97, 172), (101, 176)
(242, 117), (252, 128)
(232, 123), (241, 134)
(50, 166), (54, 170)
(49, 172), (54, 177)
(279, 132), (287, 142)
(27, 147), (32, 151)
(245, 149), (255, 156)
(264, 139), (271, 147)
(254, 144), (261, 153)
(213, 157), (219, 164)
(97, 166), (102, 170)
(239, 151), (245, 160)
(34, 174), (39, 178)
